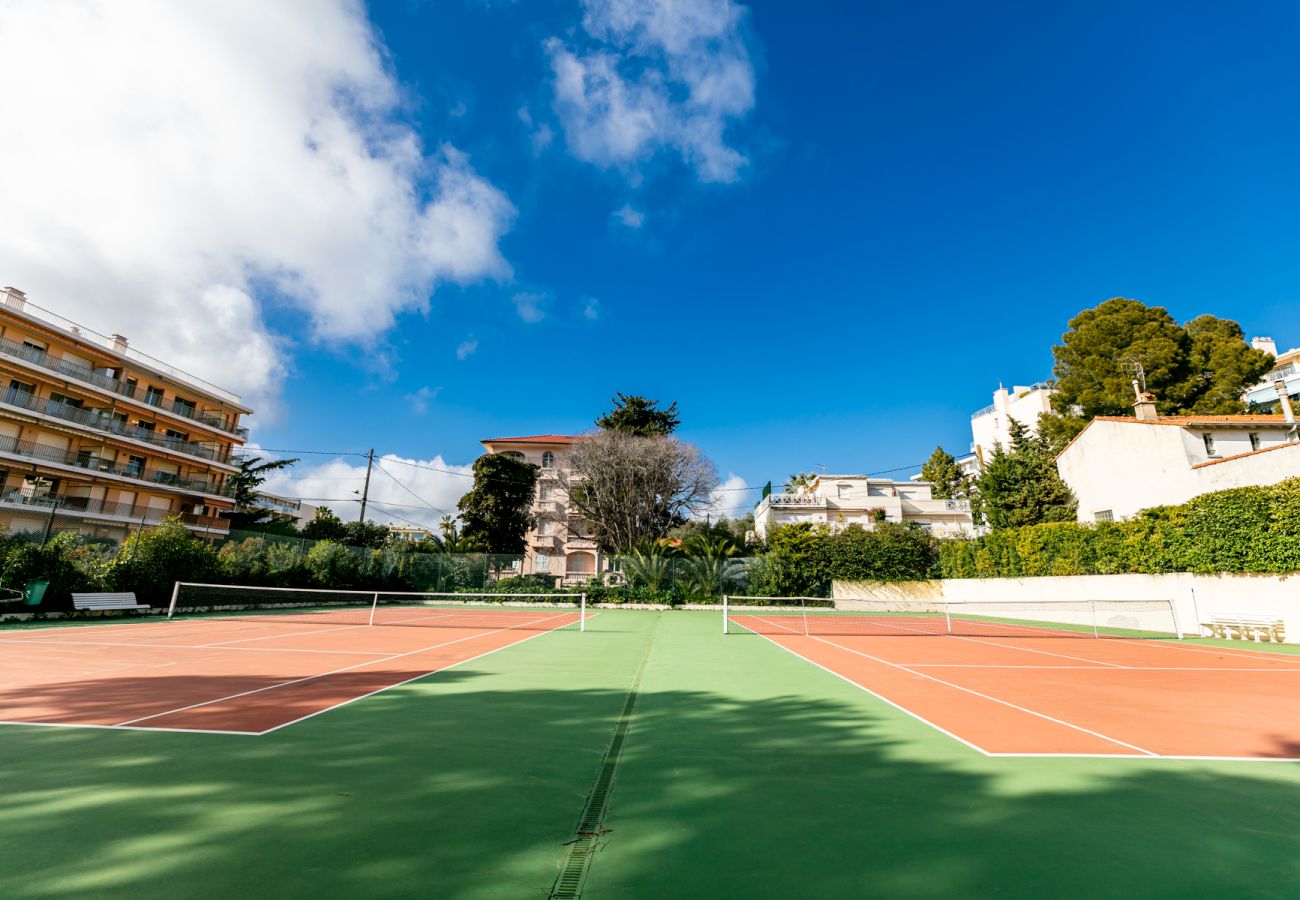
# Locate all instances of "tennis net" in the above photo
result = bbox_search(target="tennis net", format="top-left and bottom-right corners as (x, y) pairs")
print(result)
(723, 596), (1182, 639)
(167, 583), (586, 632)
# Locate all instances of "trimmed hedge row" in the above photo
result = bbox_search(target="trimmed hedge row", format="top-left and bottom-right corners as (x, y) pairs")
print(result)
(940, 478), (1300, 578)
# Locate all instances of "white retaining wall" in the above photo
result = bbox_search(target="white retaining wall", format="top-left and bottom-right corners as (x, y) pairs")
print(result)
(834, 573), (1300, 643)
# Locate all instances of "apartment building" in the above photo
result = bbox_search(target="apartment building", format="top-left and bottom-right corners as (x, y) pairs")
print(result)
(1056, 390), (1300, 522)
(388, 524), (436, 543)
(252, 492), (317, 530)
(753, 474), (974, 540)
(961, 382), (1054, 475)
(0, 286), (249, 541)
(1245, 337), (1300, 411)
(479, 434), (605, 584)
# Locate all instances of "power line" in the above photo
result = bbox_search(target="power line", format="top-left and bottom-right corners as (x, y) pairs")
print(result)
(374, 462), (451, 515)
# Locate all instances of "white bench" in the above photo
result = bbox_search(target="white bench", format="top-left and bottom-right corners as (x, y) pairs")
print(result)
(71, 592), (150, 612)
(1202, 614), (1286, 643)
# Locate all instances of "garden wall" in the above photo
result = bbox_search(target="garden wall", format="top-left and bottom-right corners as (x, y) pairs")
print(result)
(835, 572), (1300, 644)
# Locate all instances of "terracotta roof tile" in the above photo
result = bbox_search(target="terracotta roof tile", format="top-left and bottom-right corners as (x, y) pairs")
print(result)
(480, 434), (582, 445)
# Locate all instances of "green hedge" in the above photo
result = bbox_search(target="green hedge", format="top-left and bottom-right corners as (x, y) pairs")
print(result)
(940, 478), (1300, 578)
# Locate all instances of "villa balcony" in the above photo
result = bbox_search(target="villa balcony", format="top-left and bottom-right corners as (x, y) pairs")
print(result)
(0, 433), (233, 498)
(0, 334), (247, 439)
(0, 388), (233, 465)
(530, 532), (560, 548)
(765, 493), (827, 508)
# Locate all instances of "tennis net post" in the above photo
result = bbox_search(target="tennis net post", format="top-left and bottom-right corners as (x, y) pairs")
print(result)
(167, 581), (181, 618)
(580, 593), (586, 632)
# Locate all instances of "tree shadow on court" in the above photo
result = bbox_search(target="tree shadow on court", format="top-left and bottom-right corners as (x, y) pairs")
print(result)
(3, 647), (1300, 896)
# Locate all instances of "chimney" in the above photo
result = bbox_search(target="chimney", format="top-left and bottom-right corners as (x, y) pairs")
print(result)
(2, 286), (26, 310)
(1253, 336), (1279, 357)
(1131, 380), (1158, 420)
(1277, 380), (1296, 427)
(111, 334), (129, 353)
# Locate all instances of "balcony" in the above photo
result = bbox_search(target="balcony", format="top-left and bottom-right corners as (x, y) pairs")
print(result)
(0, 334), (246, 438)
(0, 388), (233, 465)
(0, 433), (233, 497)
(0, 490), (226, 530)
(1, 290), (242, 404)
(530, 532), (559, 548)
(765, 493), (826, 507)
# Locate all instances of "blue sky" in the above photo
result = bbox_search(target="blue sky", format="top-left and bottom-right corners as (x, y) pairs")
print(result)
(5, 1), (1298, 523)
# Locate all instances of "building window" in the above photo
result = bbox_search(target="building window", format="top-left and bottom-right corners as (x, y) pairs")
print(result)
(1249, 432), (1261, 451)
(537, 520), (551, 536)
(535, 552), (551, 574)
(164, 429), (189, 442)
(503, 451), (524, 461)
(8, 378), (34, 399)
(541, 451), (555, 469)
(125, 455), (146, 477)
(539, 483), (553, 501)
(1202, 433), (1216, 456)
(144, 386), (164, 407)
(1095, 510), (1114, 522)
(837, 484), (851, 499)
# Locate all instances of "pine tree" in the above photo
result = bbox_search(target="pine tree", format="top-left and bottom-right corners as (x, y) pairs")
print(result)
(976, 419), (1077, 529)
(919, 446), (967, 499)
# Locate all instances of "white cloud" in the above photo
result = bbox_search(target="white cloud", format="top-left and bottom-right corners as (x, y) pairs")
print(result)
(517, 105), (555, 153)
(546, 0), (756, 182)
(582, 297), (602, 320)
(0, 1), (514, 418)
(698, 473), (752, 521)
(404, 385), (440, 415)
(613, 203), (646, 228)
(512, 291), (548, 324)
(262, 454), (474, 528)
(456, 338), (479, 360)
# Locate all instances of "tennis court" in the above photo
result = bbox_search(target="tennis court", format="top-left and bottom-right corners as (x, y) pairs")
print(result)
(0, 602), (584, 734)
(4, 605), (1300, 898)
(727, 606), (1300, 760)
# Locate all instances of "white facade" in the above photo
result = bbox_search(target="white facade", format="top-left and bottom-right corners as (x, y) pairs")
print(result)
(480, 435), (605, 585)
(963, 382), (1054, 475)
(1244, 337), (1300, 410)
(1056, 414), (1300, 523)
(753, 475), (973, 540)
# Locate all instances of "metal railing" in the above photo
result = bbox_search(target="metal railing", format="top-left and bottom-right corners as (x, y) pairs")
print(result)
(0, 388), (233, 464)
(765, 493), (826, 507)
(0, 489), (222, 527)
(2, 291), (243, 404)
(0, 333), (246, 436)
(0, 433), (233, 497)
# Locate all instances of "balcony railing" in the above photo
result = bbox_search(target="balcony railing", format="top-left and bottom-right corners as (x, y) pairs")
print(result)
(0, 334), (246, 437)
(1, 388), (232, 464)
(2, 291), (242, 404)
(0, 489), (225, 529)
(766, 493), (826, 507)
(0, 433), (233, 497)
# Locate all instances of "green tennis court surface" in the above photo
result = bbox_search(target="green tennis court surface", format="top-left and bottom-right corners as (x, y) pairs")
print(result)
(3, 610), (1300, 898)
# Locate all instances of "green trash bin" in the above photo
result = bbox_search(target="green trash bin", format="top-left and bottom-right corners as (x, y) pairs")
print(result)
(23, 579), (49, 606)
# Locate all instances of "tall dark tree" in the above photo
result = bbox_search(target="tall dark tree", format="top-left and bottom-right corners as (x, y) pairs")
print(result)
(299, 506), (391, 548)
(595, 393), (681, 436)
(226, 455), (299, 529)
(1041, 298), (1273, 444)
(919, 446), (968, 499)
(457, 453), (539, 554)
(976, 419), (1076, 529)
(301, 506), (347, 541)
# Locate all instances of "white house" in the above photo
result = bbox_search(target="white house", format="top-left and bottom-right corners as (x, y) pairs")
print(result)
(1056, 391), (1300, 523)
(753, 474), (973, 540)
(962, 382), (1054, 475)
(1245, 337), (1300, 411)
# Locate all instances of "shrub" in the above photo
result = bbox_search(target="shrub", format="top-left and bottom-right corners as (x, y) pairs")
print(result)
(103, 519), (219, 606)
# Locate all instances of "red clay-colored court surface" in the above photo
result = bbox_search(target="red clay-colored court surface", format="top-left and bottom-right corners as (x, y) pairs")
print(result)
(0, 607), (582, 735)
(731, 614), (1300, 761)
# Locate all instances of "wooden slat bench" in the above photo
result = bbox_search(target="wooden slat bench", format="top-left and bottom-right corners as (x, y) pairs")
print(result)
(71, 592), (150, 613)
(1202, 614), (1286, 643)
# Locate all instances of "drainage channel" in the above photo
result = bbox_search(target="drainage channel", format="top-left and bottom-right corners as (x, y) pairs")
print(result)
(549, 612), (660, 899)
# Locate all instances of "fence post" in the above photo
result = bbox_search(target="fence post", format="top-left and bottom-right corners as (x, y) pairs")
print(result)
(723, 594), (729, 635)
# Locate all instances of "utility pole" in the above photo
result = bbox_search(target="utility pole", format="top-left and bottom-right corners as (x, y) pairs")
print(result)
(358, 448), (374, 521)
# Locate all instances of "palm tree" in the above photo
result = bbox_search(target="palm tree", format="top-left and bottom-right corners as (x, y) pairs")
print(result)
(784, 472), (816, 493)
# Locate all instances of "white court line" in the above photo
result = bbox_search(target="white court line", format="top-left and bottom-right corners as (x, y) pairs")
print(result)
(742, 626), (993, 757)
(1134, 638), (1300, 662)
(853, 617), (1132, 669)
(898, 664), (1300, 671)
(0, 637), (389, 657)
(115, 610), (578, 726)
(196, 609), (470, 647)
(0, 719), (260, 736)
(256, 624), (571, 735)
(748, 615), (1158, 757)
